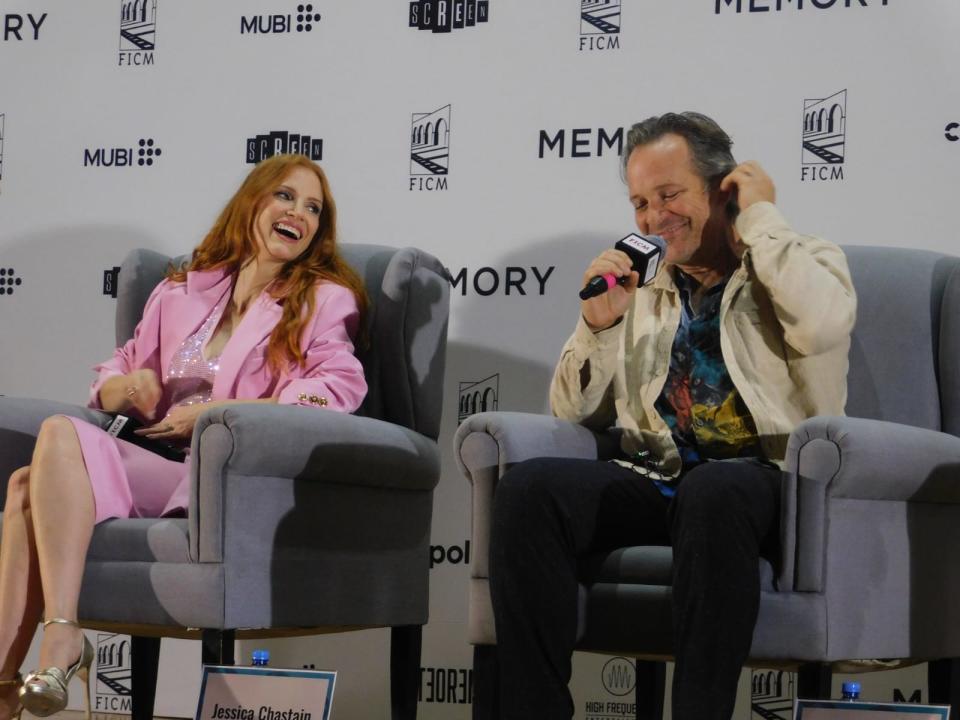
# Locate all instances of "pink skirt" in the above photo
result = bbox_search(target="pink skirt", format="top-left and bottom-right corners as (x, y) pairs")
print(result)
(63, 416), (191, 524)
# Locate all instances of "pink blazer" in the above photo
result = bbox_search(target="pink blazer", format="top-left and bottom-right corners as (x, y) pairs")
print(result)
(89, 267), (367, 417)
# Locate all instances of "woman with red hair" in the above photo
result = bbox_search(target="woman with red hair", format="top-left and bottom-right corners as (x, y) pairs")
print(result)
(0, 155), (368, 719)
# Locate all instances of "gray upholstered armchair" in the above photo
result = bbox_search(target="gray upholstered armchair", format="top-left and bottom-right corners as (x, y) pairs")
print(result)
(0, 243), (449, 720)
(454, 246), (960, 718)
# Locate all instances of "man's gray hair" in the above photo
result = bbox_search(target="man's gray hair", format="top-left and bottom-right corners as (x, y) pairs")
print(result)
(621, 112), (736, 189)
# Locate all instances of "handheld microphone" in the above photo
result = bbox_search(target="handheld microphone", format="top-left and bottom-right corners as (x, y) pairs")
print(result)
(579, 233), (666, 300)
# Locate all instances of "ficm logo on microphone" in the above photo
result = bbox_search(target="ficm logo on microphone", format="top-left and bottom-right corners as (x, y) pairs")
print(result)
(580, 0), (620, 52)
(410, 105), (450, 191)
(118, 0), (157, 67)
(801, 89), (846, 183)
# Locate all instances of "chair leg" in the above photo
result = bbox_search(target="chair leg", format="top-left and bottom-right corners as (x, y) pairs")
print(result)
(130, 635), (161, 720)
(797, 662), (832, 700)
(635, 660), (665, 720)
(390, 624), (422, 720)
(201, 629), (236, 666)
(928, 658), (960, 708)
(472, 645), (499, 720)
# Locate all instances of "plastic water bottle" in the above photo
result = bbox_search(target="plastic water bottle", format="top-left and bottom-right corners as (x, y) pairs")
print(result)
(841, 681), (861, 700)
(252, 649), (270, 667)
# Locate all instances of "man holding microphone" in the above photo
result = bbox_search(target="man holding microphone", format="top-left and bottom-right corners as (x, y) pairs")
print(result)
(486, 112), (856, 719)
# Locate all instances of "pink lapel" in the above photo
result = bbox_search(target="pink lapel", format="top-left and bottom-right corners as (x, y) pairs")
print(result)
(211, 289), (284, 400)
(157, 269), (232, 378)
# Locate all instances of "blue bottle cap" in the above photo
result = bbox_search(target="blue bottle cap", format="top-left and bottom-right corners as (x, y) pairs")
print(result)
(842, 681), (861, 695)
(252, 649), (270, 664)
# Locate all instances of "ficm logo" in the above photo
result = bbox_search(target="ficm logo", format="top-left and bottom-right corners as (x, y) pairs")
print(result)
(95, 633), (133, 713)
(580, 0), (620, 51)
(410, 105), (450, 191)
(118, 0), (157, 66)
(751, 669), (792, 720)
(241, 4), (321, 34)
(458, 374), (498, 423)
(601, 657), (636, 696)
(801, 89), (846, 182)
(946, 122), (959, 142)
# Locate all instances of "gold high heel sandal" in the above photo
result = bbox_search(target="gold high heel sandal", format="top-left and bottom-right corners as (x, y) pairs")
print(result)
(18, 619), (93, 719)
(0, 673), (23, 720)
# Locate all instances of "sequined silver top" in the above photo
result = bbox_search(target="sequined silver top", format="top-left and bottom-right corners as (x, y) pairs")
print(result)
(165, 293), (228, 409)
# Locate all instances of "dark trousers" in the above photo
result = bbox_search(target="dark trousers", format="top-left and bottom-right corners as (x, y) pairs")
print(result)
(487, 456), (783, 720)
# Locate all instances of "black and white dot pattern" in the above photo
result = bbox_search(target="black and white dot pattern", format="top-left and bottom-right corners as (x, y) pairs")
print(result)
(296, 4), (321, 32)
(137, 138), (162, 166)
(0, 268), (22, 296)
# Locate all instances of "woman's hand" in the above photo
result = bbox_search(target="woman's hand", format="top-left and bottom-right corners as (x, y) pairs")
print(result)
(134, 403), (205, 441)
(100, 369), (162, 418)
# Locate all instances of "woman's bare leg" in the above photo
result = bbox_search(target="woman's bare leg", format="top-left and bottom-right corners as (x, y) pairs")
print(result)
(28, 416), (96, 673)
(0, 466), (44, 719)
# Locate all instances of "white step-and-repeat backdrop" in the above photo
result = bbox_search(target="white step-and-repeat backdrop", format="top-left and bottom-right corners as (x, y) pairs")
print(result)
(2, 0), (958, 717)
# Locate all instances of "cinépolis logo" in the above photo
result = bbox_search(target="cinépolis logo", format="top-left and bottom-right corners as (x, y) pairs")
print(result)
(118, 0), (156, 66)
(715, 0), (888, 13)
(409, 1), (489, 33)
(580, 0), (620, 52)
(801, 89), (846, 182)
(458, 374), (499, 423)
(751, 669), (792, 720)
(241, 4), (321, 35)
(246, 130), (323, 164)
(95, 633), (132, 712)
(2, 12), (47, 41)
(410, 105), (450, 191)
(84, 138), (163, 168)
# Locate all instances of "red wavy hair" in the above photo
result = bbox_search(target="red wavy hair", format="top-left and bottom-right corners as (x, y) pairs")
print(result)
(169, 154), (368, 373)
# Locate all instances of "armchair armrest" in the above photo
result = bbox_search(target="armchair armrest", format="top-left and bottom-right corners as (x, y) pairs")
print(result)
(189, 403), (440, 563)
(780, 415), (960, 592)
(453, 411), (610, 582)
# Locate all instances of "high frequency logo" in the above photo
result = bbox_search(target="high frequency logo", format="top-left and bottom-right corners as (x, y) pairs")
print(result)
(409, 1), (490, 32)
(716, 0), (889, 13)
(580, 0), (620, 51)
(1, 13), (47, 41)
(245, 131), (323, 163)
(410, 105), (450, 191)
(458, 375), (498, 423)
(83, 138), (163, 167)
(585, 657), (637, 720)
(801, 89), (846, 182)
(119, 0), (157, 66)
(95, 633), (132, 713)
(241, 4), (321, 34)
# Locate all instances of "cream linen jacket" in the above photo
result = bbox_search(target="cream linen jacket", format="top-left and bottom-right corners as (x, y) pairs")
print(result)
(549, 201), (857, 478)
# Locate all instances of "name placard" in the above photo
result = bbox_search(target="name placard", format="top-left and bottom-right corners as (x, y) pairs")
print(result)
(795, 698), (950, 719)
(196, 665), (336, 720)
